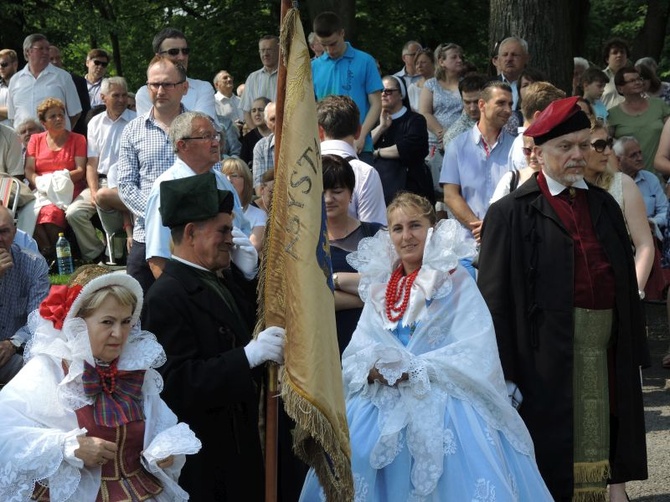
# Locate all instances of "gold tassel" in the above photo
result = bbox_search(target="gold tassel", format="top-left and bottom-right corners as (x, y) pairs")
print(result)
(573, 460), (610, 484)
(280, 8), (298, 67)
(282, 370), (354, 502)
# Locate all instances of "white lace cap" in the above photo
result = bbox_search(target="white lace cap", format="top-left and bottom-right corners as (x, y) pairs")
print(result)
(65, 272), (144, 325)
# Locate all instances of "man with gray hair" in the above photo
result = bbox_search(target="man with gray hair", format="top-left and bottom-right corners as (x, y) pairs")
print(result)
(614, 135), (667, 233)
(308, 32), (323, 59)
(212, 70), (243, 157)
(144, 111), (249, 279)
(83, 76), (137, 260)
(8, 34), (82, 130)
(496, 36), (529, 112)
(394, 40), (423, 88)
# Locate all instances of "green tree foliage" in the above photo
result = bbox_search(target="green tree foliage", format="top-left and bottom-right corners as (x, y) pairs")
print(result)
(1, 0), (669, 94)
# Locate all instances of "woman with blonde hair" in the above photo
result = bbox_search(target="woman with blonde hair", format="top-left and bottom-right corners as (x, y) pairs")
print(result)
(221, 157), (266, 252)
(0, 266), (200, 501)
(418, 44), (464, 192)
(585, 122), (654, 296)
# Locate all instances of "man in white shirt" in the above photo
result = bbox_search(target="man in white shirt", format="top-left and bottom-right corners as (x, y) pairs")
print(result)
(316, 95), (387, 225)
(8, 34), (82, 130)
(85, 76), (137, 253)
(213, 70), (243, 124)
(135, 28), (217, 124)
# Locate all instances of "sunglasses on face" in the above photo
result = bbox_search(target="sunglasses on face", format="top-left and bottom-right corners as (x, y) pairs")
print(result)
(92, 60), (108, 67)
(0, 62), (10, 68)
(381, 88), (400, 95)
(591, 138), (613, 153)
(159, 48), (190, 56)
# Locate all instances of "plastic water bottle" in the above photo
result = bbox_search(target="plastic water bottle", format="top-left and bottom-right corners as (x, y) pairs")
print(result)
(55, 233), (74, 275)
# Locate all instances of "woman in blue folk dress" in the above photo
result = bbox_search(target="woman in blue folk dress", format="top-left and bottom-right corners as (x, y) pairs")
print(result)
(301, 193), (552, 501)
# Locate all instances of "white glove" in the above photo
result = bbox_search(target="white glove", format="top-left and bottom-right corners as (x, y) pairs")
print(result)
(231, 227), (258, 280)
(244, 326), (286, 368)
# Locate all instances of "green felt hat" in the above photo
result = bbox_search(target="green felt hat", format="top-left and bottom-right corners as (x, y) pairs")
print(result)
(159, 172), (234, 228)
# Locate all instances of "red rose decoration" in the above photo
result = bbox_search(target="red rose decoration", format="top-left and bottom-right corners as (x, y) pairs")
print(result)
(39, 284), (83, 329)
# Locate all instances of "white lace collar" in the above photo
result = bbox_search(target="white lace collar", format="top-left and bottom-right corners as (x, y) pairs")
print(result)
(346, 219), (475, 329)
(24, 312), (167, 411)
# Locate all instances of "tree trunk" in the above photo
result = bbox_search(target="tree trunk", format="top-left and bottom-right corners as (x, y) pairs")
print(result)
(569, 0), (590, 58)
(490, 0), (573, 94)
(631, 0), (670, 64)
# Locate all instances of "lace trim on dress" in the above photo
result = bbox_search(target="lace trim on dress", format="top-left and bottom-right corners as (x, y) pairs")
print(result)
(342, 220), (535, 498)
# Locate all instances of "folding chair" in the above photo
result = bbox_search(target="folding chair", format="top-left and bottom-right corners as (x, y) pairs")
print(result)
(96, 206), (126, 266)
(0, 173), (20, 220)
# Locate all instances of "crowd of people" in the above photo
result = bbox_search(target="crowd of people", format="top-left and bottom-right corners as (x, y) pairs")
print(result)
(0, 9), (666, 501)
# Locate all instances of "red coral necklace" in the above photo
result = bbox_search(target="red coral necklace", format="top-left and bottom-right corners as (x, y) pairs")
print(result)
(95, 359), (119, 394)
(385, 265), (420, 322)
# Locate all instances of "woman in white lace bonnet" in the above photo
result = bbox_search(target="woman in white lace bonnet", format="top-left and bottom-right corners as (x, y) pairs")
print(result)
(300, 192), (552, 500)
(0, 265), (200, 502)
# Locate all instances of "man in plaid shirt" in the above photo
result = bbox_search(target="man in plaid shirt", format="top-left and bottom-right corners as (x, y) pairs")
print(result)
(117, 56), (188, 292)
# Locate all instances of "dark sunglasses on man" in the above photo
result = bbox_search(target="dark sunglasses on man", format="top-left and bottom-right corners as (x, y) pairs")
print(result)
(159, 48), (191, 56)
(92, 60), (108, 67)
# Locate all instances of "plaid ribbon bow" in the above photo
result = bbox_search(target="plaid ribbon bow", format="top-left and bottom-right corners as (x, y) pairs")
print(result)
(82, 359), (146, 428)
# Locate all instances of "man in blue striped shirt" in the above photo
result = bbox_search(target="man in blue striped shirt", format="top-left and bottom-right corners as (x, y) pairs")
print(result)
(116, 56), (189, 292)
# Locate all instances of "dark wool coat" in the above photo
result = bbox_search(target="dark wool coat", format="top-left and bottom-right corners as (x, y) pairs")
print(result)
(143, 260), (264, 502)
(477, 174), (648, 500)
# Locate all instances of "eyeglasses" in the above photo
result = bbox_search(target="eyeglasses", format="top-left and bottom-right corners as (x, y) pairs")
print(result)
(381, 88), (400, 95)
(182, 133), (219, 142)
(159, 48), (190, 56)
(91, 60), (109, 67)
(30, 46), (50, 52)
(0, 62), (9, 68)
(147, 80), (185, 91)
(591, 138), (613, 153)
(623, 77), (644, 84)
